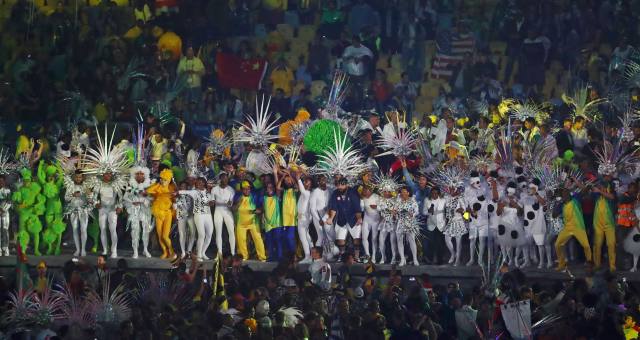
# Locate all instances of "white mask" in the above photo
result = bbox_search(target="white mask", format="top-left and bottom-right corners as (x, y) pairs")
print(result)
(471, 177), (481, 188)
(507, 188), (516, 195)
(556, 196), (562, 202)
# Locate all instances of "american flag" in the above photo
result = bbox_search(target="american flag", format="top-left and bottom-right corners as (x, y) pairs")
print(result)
(430, 32), (475, 79)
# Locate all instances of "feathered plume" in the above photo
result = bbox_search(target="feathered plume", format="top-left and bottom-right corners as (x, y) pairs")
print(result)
(593, 136), (640, 176)
(0, 147), (16, 175)
(316, 128), (368, 181)
(234, 95), (279, 149)
(431, 164), (469, 195)
(619, 107), (638, 142)
(135, 272), (195, 314)
(522, 135), (558, 169)
(289, 120), (311, 145)
(468, 98), (489, 117)
(117, 57), (147, 91)
(470, 154), (494, 172)
(30, 280), (67, 327)
(81, 124), (131, 176)
(508, 101), (549, 123)
(206, 129), (232, 155)
(624, 60), (640, 89)
(376, 123), (418, 157)
(56, 282), (94, 326)
(494, 125), (515, 176)
(415, 134), (436, 174)
(132, 122), (147, 167)
(85, 275), (133, 325)
(278, 307), (303, 328)
(322, 70), (349, 119)
(562, 86), (607, 122)
(374, 173), (400, 193)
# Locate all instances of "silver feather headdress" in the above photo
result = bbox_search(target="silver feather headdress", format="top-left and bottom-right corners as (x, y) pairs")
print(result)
(376, 123), (418, 157)
(278, 307), (303, 328)
(85, 274), (133, 326)
(316, 128), (368, 181)
(502, 100), (549, 124)
(619, 107), (639, 143)
(0, 147), (16, 175)
(593, 136), (640, 176)
(206, 129), (232, 155)
(81, 124), (131, 176)
(132, 122), (147, 168)
(431, 164), (470, 195)
(321, 70), (349, 120)
(374, 173), (400, 193)
(234, 95), (279, 149)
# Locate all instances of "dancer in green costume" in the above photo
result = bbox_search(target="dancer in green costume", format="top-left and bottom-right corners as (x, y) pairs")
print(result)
(12, 168), (46, 255)
(37, 160), (66, 255)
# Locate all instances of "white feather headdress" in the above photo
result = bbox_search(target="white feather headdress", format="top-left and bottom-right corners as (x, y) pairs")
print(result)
(206, 129), (232, 155)
(81, 124), (131, 176)
(431, 164), (469, 195)
(316, 128), (368, 181)
(278, 307), (303, 328)
(0, 147), (16, 175)
(376, 124), (418, 157)
(593, 136), (640, 176)
(234, 95), (279, 149)
(374, 173), (399, 193)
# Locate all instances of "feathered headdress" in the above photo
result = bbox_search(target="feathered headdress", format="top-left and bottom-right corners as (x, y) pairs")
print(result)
(0, 147), (16, 175)
(522, 134), (558, 169)
(321, 70), (349, 119)
(374, 173), (399, 193)
(316, 128), (368, 181)
(278, 307), (303, 328)
(57, 282), (94, 326)
(206, 128), (232, 155)
(508, 101), (549, 124)
(619, 108), (638, 143)
(85, 274), (133, 325)
(562, 86), (607, 122)
(495, 125), (515, 177)
(131, 122), (147, 168)
(376, 119), (418, 157)
(234, 95), (279, 149)
(624, 59), (640, 89)
(593, 136), (640, 176)
(117, 57), (147, 92)
(81, 124), (131, 176)
(431, 164), (469, 195)
(470, 154), (494, 172)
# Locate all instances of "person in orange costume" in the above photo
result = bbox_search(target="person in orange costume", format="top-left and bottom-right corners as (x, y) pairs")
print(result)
(147, 169), (177, 259)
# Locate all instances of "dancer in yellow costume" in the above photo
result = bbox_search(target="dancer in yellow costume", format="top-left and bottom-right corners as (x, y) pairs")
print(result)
(554, 188), (592, 271)
(591, 177), (617, 271)
(233, 181), (266, 261)
(147, 169), (177, 259)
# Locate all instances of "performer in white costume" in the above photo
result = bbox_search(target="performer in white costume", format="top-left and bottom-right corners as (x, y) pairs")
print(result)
(123, 166), (153, 259)
(180, 177), (215, 261)
(83, 125), (130, 259)
(211, 172), (236, 255)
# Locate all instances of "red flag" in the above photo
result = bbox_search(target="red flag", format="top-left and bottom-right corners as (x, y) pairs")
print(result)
(215, 52), (268, 90)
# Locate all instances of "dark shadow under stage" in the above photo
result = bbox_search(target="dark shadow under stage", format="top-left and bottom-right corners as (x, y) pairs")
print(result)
(2, 250), (639, 289)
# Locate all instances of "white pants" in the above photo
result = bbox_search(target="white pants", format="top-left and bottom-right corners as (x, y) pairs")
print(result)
(214, 208), (235, 255)
(177, 216), (196, 255)
(98, 208), (118, 255)
(194, 213), (214, 258)
(312, 214), (325, 246)
(130, 214), (151, 256)
(298, 216), (313, 258)
(0, 211), (9, 253)
(335, 223), (361, 240)
(70, 210), (88, 255)
(362, 215), (380, 257)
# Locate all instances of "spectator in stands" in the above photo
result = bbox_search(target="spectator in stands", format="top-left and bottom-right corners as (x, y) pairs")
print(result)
(177, 45), (206, 115)
(347, 0), (380, 37)
(307, 35), (331, 81)
(342, 36), (373, 85)
(271, 88), (292, 121)
(269, 57), (295, 97)
(394, 72), (418, 122)
(398, 11), (427, 81)
(450, 53), (476, 96)
(371, 69), (393, 113)
(319, 0), (345, 40)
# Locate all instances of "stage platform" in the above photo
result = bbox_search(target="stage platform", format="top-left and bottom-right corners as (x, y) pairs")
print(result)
(1, 250), (639, 286)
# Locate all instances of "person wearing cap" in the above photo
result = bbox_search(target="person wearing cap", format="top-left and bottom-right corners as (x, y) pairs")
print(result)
(464, 170), (490, 267)
(211, 172), (237, 256)
(233, 181), (266, 261)
(325, 177), (363, 261)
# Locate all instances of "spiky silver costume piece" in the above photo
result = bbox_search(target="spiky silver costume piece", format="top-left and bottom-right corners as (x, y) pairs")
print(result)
(316, 128), (368, 182)
(376, 124), (418, 157)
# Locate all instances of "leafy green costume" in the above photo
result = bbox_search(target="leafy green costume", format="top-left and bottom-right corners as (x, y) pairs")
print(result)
(11, 168), (46, 255)
(37, 161), (66, 255)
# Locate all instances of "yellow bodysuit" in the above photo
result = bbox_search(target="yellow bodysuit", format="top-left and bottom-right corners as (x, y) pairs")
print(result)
(147, 169), (177, 259)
